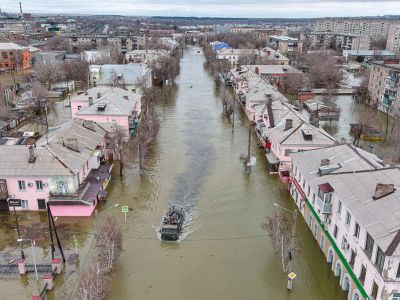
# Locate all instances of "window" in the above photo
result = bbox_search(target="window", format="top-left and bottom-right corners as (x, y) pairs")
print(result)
(77, 106), (81, 110)
(333, 225), (338, 239)
(341, 237), (348, 250)
(308, 214), (313, 228)
(375, 247), (385, 273)
(21, 200), (29, 209)
(337, 200), (342, 214)
(36, 180), (43, 190)
(314, 223), (318, 239)
(349, 249), (356, 268)
(359, 265), (366, 285)
(320, 234), (325, 250)
(354, 222), (360, 239)
(312, 193), (316, 204)
(371, 281), (379, 300)
(396, 264), (400, 278)
(345, 211), (351, 226)
(1, 52), (7, 59)
(284, 149), (290, 157)
(37, 199), (46, 210)
(18, 180), (26, 190)
(307, 186), (310, 197)
(392, 293), (400, 300)
(365, 233), (374, 259)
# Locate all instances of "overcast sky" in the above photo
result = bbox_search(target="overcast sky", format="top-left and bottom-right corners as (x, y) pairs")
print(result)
(2, 0), (400, 18)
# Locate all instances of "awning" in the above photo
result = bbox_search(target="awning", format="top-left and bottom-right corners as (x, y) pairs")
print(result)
(266, 152), (279, 164)
(292, 177), (306, 200)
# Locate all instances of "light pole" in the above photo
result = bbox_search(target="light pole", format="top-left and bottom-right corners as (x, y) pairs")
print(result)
(94, 203), (119, 220)
(17, 238), (38, 281)
(273, 202), (297, 290)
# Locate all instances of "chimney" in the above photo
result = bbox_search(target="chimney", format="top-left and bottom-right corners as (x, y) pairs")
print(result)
(123, 95), (129, 100)
(373, 183), (395, 200)
(255, 66), (259, 74)
(97, 92), (101, 98)
(84, 90), (88, 95)
(88, 97), (93, 106)
(284, 119), (293, 131)
(320, 159), (330, 166)
(28, 145), (36, 163)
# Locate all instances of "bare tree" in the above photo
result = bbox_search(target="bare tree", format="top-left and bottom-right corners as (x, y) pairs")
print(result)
(0, 83), (10, 118)
(75, 215), (122, 300)
(303, 52), (342, 91)
(33, 63), (65, 90)
(63, 60), (90, 89)
(222, 91), (234, 119)
(261, 212), (296, 273)
(108, 124), (135, 176)
(353, 75), (370, 104)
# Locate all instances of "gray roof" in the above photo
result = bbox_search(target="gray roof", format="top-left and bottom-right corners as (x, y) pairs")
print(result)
(0, 42), (25, 50)
(291, 144), (383, 182)
(38, 119), (106, 174)
(76, 88), (141, 117)
(97, 64), (151, 85)
(311, 168), (400, 256)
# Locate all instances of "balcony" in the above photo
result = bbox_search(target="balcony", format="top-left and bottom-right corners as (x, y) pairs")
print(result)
(316, 197), (332, 214)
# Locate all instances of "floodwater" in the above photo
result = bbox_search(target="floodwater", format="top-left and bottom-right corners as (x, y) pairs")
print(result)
(0, 47), (347, 299)
(106, 47), (346, 300)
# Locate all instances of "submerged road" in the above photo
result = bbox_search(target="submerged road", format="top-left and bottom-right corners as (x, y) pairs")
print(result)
(107, 47), (346, 300)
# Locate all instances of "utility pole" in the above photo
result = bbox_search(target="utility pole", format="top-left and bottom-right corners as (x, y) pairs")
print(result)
(13, 206), (25, 259)
(287, 209), (297, 290)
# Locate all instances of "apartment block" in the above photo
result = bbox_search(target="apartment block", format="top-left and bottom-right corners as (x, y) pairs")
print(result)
(290, 144), (400, 300)
(306, 32), (370, 51)
(386, 24), (400, 55)
(368, 60), (400, 114)
(315, 18), (400, 40)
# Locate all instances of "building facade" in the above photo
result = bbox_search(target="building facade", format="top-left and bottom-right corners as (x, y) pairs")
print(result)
(0, 42), (31, 70)
(386, 24), (400, 55)
(290, 144), (400, 300)
(315, 18), (400, 40)
(368, 61), (400, 114)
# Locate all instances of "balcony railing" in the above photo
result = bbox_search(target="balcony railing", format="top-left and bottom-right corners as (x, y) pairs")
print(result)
(316, 197), (332, 214)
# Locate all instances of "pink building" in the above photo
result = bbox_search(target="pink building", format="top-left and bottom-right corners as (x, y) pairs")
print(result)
(0, 119), (113, 217)
(71, 87), (141, 137)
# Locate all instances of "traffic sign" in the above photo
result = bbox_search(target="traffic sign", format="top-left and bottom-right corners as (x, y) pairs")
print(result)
(288, 272), (297, 280)
(8, 199), (21, 207)
(121, 206), (129, 213)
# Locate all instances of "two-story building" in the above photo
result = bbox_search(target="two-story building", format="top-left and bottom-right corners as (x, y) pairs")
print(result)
(290, 144), (400, 300)
(70, 87), (141, 137)
(0, 42), (31, 70)
(0, 119), (113, 217)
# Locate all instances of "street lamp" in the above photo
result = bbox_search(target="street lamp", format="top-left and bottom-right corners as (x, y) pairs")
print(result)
(17, 238), (38, 281)
(94, 203), (120, 220)
(272, 202), (297, 291)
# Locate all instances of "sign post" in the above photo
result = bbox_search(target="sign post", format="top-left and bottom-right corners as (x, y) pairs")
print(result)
(8, 199), (24, 259)
(121, 206), (129, 222)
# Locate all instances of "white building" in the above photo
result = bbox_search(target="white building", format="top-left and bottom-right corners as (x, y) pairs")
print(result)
(216, 47), (289, 67)
(290, 144), (400, 300)
(387, 24), (400, 55)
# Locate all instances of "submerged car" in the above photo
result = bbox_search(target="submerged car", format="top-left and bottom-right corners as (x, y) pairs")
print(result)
(161, 207), (185, 241)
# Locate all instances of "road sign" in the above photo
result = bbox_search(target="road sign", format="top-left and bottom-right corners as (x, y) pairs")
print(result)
(8, 199), (21, 207)
(121, 206), (129, 213)
(288, 272), (297, 280)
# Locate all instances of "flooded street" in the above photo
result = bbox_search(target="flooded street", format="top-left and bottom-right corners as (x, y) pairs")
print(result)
(107, 47), (346, 300)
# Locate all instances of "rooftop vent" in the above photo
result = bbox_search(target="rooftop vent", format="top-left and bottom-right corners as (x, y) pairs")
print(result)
(373, 183), (395, 200)
(28, 145), (36, 163)
(97, 103), (107, 112)
(64, 138), (80, 153)
(302, 128), (313, 141)
(88, 96), (93, 106)
(318, 163), (341, 176)
(97, 92), (102, 98)
(284, 119), (293, 131)
(320, 159), (330, 166)
(83, 120), (96, 132)
(123, 95), (129, 100)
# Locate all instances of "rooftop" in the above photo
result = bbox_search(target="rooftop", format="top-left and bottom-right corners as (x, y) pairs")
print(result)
(0, 42), (25, 50)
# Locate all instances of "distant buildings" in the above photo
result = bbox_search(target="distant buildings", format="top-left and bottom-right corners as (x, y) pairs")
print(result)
(267, 35), (303, 54)
(368, 60), (400, 114)
(68, 34), (143, 53)
(343, 50), (396, 62)
(290, 144), (400, 300)
(229, 26), (288, 38)
(89, 63), (152, 92)
(315, 17), (400, 40)
(0, 42), (31, 70)
(125, 49), (167, 64)
(216, 47), (289, 67)
(305, 32), (370, 51)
